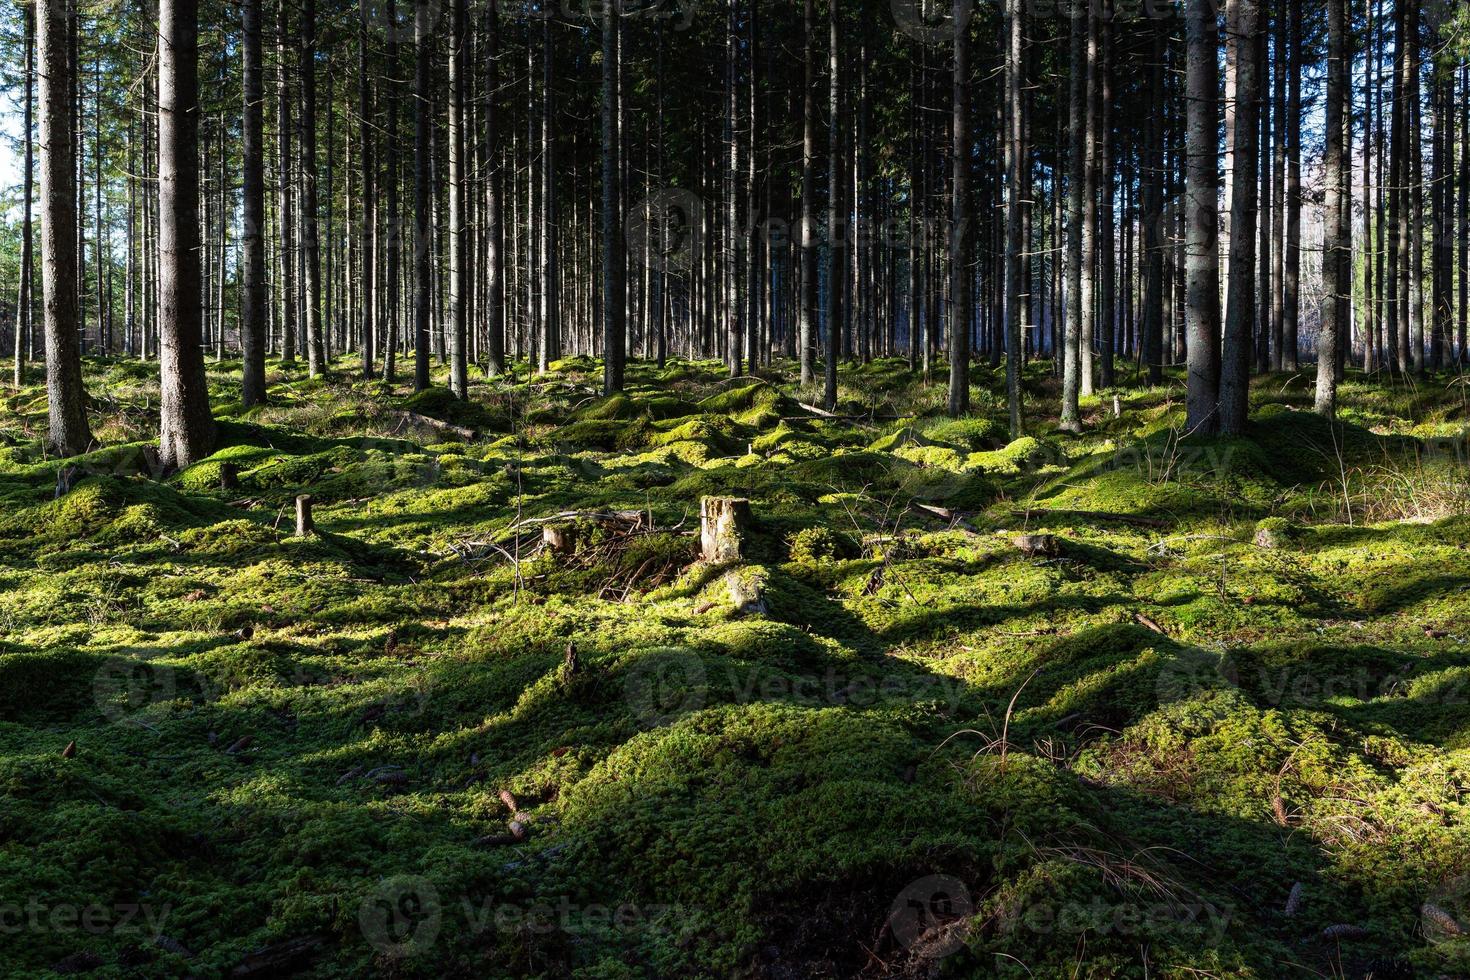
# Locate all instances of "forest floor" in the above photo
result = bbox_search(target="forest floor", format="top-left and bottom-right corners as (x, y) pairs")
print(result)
(1, 355), (1469, 978)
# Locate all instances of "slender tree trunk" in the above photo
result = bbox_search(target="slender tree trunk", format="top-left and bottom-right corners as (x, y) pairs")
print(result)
(411, 0), (432, 391)
(38, 0), (92, 454)
(601, 0), (625, 394)
(297, 0), (325, 375)
(946, 0), (970, 417)
(446, 0), (468, 396)
(357, 0), (376, 379)
(824, 0), (842, 411)
(241, 0), (268, 405)
(15, 1), (35, 389)
(1060, 3), (1088, 431)
(1284, 0), (1302, 370)
(484, 0), (504, 377)
(799, 0), (817, 385)
(1079, 2), (1098, 399)
(1317, 0), (1348, 413)
(1219, 0), (1260, 434)
(1184, 0), (1222, 435)
(1002, 0), (1025, 436)
(276, 0), (296, 364)
(157, 0), (214, 469)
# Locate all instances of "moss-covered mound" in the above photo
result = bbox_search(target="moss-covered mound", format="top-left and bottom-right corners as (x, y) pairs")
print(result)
(1, 355), (1467, 978)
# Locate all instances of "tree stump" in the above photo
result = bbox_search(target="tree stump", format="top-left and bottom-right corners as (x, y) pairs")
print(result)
(701, 497), (751, 563)
(543, 524), (578, 558)
(219, 462), (239, 491)
(295, 495), (315, 537)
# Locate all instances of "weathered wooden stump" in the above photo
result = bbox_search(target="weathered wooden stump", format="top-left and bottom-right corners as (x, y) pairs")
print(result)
(1012, 533), (1061, 558)
(219, 462), (239, 491)
(543, 524), (578, 558)
(701, 497), (751, 563)
(295, 495), (315, 537)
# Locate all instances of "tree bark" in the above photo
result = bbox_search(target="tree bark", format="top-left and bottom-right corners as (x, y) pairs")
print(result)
(412, 0), (432, 391)
(447, 0), (468, 396)
(798, 0), (817, 386)
(1060, 3), (1087, 432)
(1316, 0), (1348, 414)
(276, 0), (296, 364)
(1184, 0), (1222, 435)
(601, 0), (625, 394)
(1220, 0), (1260, 435)
(15, 1), (35, 390)
(241, 0), (268, 405)
(824, 0), (842, 411)
(157, 0), (215, 470)
(38, 0), (92, 456)
(299, 0), (326, 375)
(1002, 0), (1025, 437)
(946, 0), (970, 418)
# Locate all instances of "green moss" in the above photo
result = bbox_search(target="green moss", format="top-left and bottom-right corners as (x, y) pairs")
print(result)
(1, 355), (1466, 977)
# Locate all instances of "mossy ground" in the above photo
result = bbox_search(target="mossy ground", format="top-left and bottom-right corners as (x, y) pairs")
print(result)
(2, 355), (1468, 978)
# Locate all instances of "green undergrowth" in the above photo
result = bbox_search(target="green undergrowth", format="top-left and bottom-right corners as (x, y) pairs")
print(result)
(0, 355), (1467, 978)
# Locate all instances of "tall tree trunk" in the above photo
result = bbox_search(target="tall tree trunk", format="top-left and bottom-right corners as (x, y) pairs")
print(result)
(412, 0), (432, 391)
(276, 0), (296, 364)
(1284, 0), (1302, 370)
(15, 1), (35, 389)
(946, 0), (970, 417)
(484, 0), (504, 377)
(1219, 0), (1260, 434)
(38, 0), (92, 454)
(1079, 2), (1098, 399)
(824, 0), (842, 411)
(298, 0), (325, 375)
(1141, 17), (1165, 386)
(384, 0), (401, 382)
(1317, 0), (1348, 413)
(241, 0), (268, 405)
(447, 0), (468, 396)
(157, 0), (215, 469)
(799, 0), (817, 385)
(1060, 2), (1087, 432)
(1002, 0), (1025, 436)
(357, 0), (375, 379)
(1184, 0), (1222, 435)
(601, 0), (625, 394)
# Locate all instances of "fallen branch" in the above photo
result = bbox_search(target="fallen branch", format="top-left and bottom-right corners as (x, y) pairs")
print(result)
(384, 409), (477, 441)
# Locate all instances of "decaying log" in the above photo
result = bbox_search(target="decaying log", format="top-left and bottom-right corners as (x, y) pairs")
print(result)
(385, 408), (478, 441)
(700, 497), (751, 563)
(218, 461), (239, 491)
